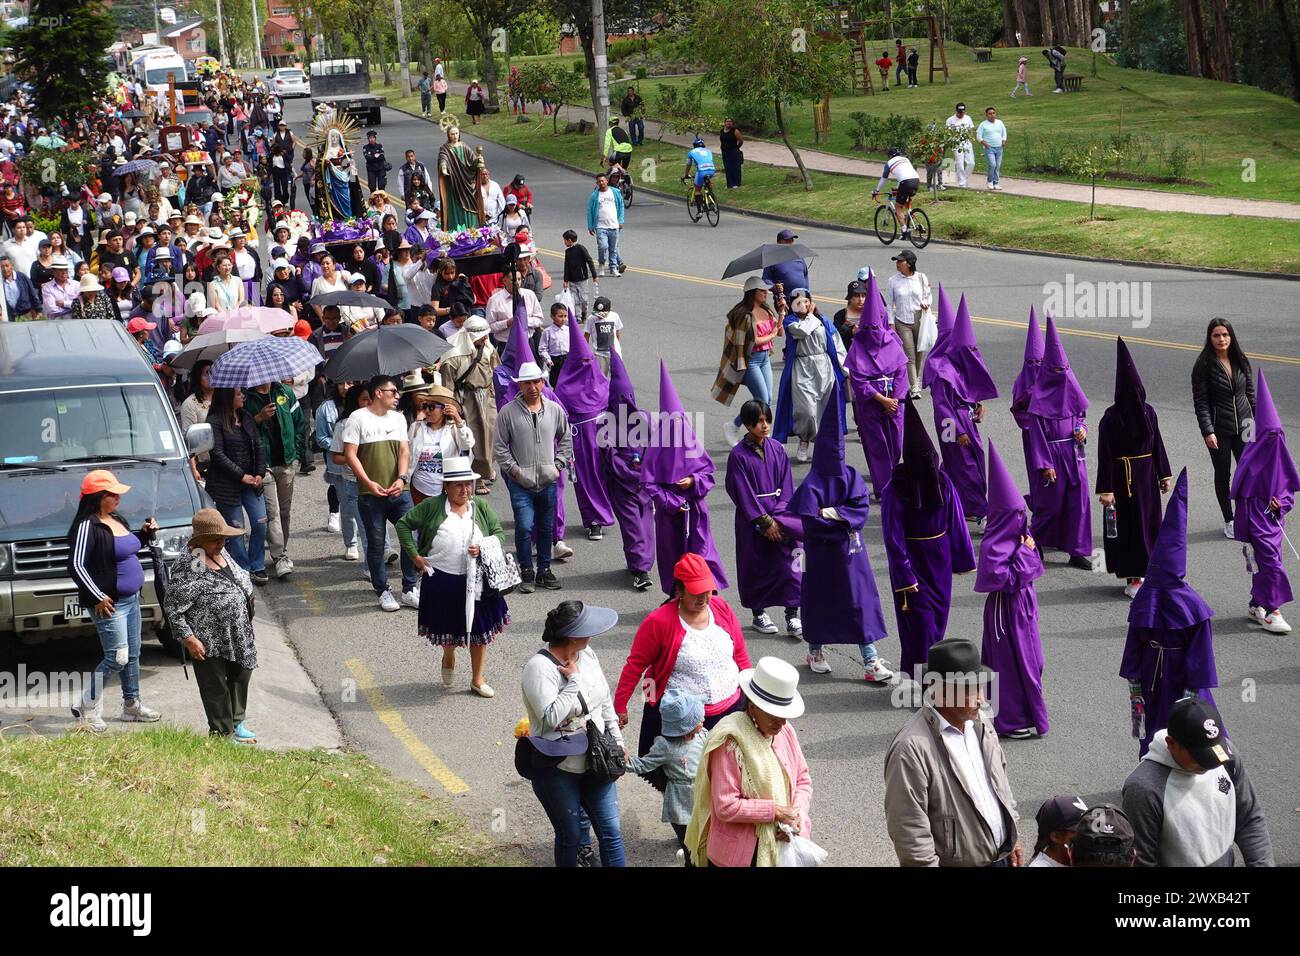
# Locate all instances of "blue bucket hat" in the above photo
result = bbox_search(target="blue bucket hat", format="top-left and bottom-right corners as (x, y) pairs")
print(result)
(658, 688), (705, 738)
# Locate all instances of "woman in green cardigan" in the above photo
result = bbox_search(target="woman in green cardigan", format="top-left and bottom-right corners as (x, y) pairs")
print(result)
(396, 456), (509, 697)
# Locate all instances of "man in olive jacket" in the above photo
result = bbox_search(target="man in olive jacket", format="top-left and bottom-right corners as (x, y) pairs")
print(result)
(884, 638), (1024, 867)
(244, 381), (305, 578)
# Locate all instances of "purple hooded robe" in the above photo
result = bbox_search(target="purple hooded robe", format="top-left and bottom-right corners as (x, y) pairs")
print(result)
(919, 283), (957, 391)
(844, 272), (908, 498)
(555, 310), (616, 530)
(599, 348), (654, 574)
(725, 419), (803, 614)
(1011, 307), (1044, 488)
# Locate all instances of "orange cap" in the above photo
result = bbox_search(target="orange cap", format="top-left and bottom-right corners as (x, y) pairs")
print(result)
(81, 469), (131, 496)
(294, 319), (312, 339)
(673, 553), (717, 595)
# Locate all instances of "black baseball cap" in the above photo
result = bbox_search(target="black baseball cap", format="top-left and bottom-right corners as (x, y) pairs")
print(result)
(846, 280), (866, 298)
(1072, 804), (1135, 855)
(1167, 698), (1234, 769)
(593, 296), (612, 313)
(891, 250), (918, 265)
(1035, 795), (1088, 839)
(777, 228), (798, 241)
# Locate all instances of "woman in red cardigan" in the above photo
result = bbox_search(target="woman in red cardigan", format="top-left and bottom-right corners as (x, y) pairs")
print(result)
(614, 553), (752, 789)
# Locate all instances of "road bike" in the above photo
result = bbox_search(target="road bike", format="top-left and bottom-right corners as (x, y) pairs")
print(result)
(682, 175), (720, 226)
(873, 191), (931, 248)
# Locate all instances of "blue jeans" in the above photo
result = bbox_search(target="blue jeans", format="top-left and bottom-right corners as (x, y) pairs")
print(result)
(530, 767), (626, 867)
(218, 489), (267, 573)
(733, 350), (774, 425)
(358, 490), (417, 595)
(420, 91), (432, 113)
(984, 146), (1003, 186)
(629, 117), (644, 145)
(87, 592), (142, 705)
(595, 227), (622, 272)
(808, 641), (881, 664)
(505, 477), (557, 573)
(325, 472), (361, 549)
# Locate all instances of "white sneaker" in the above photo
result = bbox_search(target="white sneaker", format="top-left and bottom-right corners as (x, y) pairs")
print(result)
(752, 612), (778, 634)
(1053, 88), (1063, 94)
(379, 591), (400, 612)
(344, 544), (359, 561)
(796, 441), (810, 463)
(399, 589), (420, 609)
(552, 540), (574, 561)
(121, 699), (161, 722)
(1123, 580), (1142, 599)
(785, 613), (803, 638)
(1263, 611), (1292, 635)
(327, 513), (341, 533)
(384, 544), (400, 564)
(807, 650), (831, 674)
(274, 555), (294, 578)
(1224, 521), (1235, 539)
(1247, 604), (1268, 626)
(969, 516), (986, 532)
(724, 422), (743, 447)
(71, 698), (108, 733)
(864, 658), (895, 683)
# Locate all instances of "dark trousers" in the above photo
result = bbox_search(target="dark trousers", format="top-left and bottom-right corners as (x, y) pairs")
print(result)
(367, 167), (387, 192)
(272, 166), (292, 204)
(1209, 432), (1246, 522)
(670, 823), (696, 868)
(193, 656), (252, 736)
(629, 117), (644, 145)
(436, 92), (447, 113)
(1054, 67), (1065, 89)
(721, 149), (743, 188)
(547, 354), (567, 388)
(907, 66), (918, 85)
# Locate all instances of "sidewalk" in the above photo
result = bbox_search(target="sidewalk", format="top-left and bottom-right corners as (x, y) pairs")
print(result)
(445, 80), (1300, 221)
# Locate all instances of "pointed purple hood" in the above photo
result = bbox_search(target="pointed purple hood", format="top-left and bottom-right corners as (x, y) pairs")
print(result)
(641, 360), (710, 484)
(920, 283), (957, 389)
(921, 293), (998, 402)
(493, 293), (537, 409)
(555, 305), (609, 415)
(844, 271), (907, 382)
(1129, 469), (1214, 629)
(791, 380), (869, 515)
(1231, 369), (1300, 500)
(975, 440), (1036, 592)
(1011, 306), (1043, 410)
(1027, 314), (1089, 418)
(607, 345), (637, 412)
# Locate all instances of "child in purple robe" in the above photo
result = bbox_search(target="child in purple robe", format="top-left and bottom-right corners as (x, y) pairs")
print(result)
(882, 401), (975, 684)
(844, 272), (907, 499)
(725, 399), (803, 637)
(977, 440), (1049, 739)
(1232, 370), (1297, 635)
(599, 347), (655, 591)
(555, 307), (616, 541)
(1120, 469), (1219, 757)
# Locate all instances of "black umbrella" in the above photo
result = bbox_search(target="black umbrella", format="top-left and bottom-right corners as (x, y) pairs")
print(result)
(309, 290), (392, 310)
(321, 324), (451, 380)
(721, 242), (819, 279)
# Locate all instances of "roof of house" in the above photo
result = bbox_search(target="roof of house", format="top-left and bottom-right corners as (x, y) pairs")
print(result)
(264, 15), (299, 30)
(162, 17), (204, 39)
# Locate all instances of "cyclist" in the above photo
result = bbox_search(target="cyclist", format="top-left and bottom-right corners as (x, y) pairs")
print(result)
(603, 118), (634, 182)
(682, 136), (716, 207)
(872, 146), (922, 238)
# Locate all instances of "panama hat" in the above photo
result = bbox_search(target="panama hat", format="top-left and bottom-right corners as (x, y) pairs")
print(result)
(78, 274), (104, 293)
(511, 361), (545, 383)
(400, 370), (432, 394)
(738, 656), (805, 719)
(440, 456), (481, 484)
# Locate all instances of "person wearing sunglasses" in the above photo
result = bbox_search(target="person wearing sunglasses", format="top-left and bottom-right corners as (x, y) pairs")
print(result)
(407, 384), (475, 505)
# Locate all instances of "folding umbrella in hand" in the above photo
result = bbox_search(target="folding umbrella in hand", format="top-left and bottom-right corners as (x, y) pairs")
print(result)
(721, 242), (818, 280)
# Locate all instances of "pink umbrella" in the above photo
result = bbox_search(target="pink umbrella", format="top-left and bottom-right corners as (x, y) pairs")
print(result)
(198, 306), (296, 335)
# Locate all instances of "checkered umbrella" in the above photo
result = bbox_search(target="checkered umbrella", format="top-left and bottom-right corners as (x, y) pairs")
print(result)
(208, 336), (321, 388)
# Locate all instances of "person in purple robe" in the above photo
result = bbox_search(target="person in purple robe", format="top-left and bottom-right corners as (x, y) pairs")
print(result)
(642, 361), (728, 595)
(1096, 338), (1172, 599)
(790, 382), (894, 683)
(844, 272), (907, 499)
(881, 401), (975, 684)
(977, 440), (1049, 739)
(724, 399), (804, 637)
(919, 282), (957, 393)
(598, 347), (655, 591)
(1010, 306), (1043, 497)
(1232, 370), (1298, 635)
(923, 292), (997, 527)
(1121, 469), (1219, 758)
(1025, 314), (1094, 569)
(555, 308), (616, 541)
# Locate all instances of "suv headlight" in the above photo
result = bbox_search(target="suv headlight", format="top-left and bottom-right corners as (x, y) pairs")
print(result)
(0, 544), (11, 575)
(156, 526), (192, 560)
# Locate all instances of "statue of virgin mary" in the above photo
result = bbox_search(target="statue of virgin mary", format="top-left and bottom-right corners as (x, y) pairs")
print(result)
(319, 126), (355, 219)
(437, 125), (484, 232)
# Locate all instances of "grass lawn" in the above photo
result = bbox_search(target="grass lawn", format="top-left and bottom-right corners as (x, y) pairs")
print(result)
(0, 726), (513, 866)
(375, 85), (1300, 275)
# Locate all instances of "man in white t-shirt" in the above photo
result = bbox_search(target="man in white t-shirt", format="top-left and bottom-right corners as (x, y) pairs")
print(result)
(480, 168), (506, 223)
(584, 295), (623, 375)
(2, 219), (44, 277)
(945, 102), (975, 188)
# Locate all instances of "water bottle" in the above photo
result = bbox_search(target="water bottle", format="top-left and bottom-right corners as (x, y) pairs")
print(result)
(1104, 504), (1118, 539)
(848, 529), (864, 554)
(566, 459), (576, 484)
(1130, 695), (1146, 740)
(1243, 543), (1256, 574)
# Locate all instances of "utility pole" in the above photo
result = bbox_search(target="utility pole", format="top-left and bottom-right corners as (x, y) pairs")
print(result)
(250, 0), (265, 71)
(215, 0), (229, 65)
(153, 0), (161, 37)
(591, 0), (610, 157)
(392, 0), (412, 97)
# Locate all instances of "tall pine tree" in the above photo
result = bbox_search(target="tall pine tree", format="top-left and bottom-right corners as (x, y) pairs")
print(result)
(13, 0), (116, 120)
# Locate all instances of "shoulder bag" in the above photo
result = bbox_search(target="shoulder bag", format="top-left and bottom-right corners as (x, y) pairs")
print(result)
(475, 526), (522, 595)
(514, 650), (587, 780)
(579, 691), (627, 784)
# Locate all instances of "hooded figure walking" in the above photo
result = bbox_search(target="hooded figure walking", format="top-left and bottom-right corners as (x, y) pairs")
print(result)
(977, 441), (1049, 740)
(555, 307), (616, 541)
(924, 292), (998, 528)
(1096, 338), (1172, 600)
(643, 361), (728, 596)
(881, 401), (976, 684)
(1025, 315), (1094, 569)
(791, 383), (894, 684)
(1120, 469), (1219, 758)
(599, 347), (655, 592)
(1010, 307), (1044, 488)
(844, 272), (908, 499)
(1232, 370), (1298, 635)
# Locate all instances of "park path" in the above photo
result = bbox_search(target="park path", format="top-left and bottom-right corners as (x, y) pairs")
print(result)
(441, 79), (1300, 220)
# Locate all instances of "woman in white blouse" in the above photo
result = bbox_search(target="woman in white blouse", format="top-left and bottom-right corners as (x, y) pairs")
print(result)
(206, 252), (245, 311)
(406, 383), (475, 504)
(886, 251), (931, 399)
(311, 254), (350, 321)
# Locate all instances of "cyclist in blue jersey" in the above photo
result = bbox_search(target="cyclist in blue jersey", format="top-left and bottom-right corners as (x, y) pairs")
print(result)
(872, 147), (922, 238)
(682, 137), (716, 206)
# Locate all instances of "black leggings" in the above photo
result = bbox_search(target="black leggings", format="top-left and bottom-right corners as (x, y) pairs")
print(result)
(1208, 432), (1246, 522)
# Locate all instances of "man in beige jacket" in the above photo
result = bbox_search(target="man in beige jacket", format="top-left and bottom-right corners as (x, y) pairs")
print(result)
(884, 637), (1024, 866)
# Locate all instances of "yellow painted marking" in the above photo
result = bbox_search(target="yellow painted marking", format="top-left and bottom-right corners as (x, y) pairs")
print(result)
(344, 658), (469, 795)
(298, 580), (326, 615)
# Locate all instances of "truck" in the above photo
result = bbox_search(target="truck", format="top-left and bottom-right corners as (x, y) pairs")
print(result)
(309, 58), (386, 126)
(136, 48), (188, 96)
(0, 321), (213, 670)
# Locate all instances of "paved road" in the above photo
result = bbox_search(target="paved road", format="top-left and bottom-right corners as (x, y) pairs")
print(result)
(199, 99), (1300, 865)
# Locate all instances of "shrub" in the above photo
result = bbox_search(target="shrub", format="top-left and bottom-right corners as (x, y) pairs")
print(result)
(726, 97), (775, 136)
(635, 66), (647, 80)
(573, 60), (586, 75)
(1164, 141), (1191, 179)
(847, 112), (924, 153)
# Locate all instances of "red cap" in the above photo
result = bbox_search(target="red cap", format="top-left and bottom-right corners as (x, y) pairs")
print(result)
(293, 319), (312, 339)
(126, 316), (157, 334)
(673, 553), (717, 595)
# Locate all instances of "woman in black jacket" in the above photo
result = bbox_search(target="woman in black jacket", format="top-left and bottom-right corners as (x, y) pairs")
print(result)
(66, 469), (161, 732)
(207, 387), (270, 584)
(1191, 318), (1255, 535)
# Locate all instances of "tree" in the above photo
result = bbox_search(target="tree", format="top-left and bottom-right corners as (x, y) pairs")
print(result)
(546, 0), (642, 137)
(687, 0), (848, 190)
(12, 1), (115, 120)
(518, 62), (587, 132)
(455, 0), (531, 106)
(1063, 142), (1123, 220)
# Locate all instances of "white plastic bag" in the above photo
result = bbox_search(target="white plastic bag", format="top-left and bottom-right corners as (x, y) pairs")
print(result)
(777, 824), (828, 867)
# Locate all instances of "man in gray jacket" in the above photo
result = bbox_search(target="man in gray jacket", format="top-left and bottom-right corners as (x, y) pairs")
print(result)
(1122, 698), (1273, 867)
(884, 637), (1024, 867)
(494, 361), (573, 593)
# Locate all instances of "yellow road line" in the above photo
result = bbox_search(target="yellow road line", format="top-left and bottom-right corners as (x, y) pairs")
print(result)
(536, 246), (1300, 367)
(297, 581), (326, 615)
(344, 658), (469, 796)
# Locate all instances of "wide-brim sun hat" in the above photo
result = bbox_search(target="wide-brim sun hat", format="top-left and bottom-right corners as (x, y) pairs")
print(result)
(79, 275), (104, 293)
(187, 507), (246, 548)
(440, 456), (481, 484)
(742, 275), (771, 293)
(555, 602), (619, 640)
(400, 370), (431, 393)
(739, 656), (805, 720)
(422, 383), (461, 414)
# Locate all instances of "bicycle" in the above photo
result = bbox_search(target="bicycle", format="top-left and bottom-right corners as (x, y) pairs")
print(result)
(873, 190), (931, 248)
(682, 175), (720, 227)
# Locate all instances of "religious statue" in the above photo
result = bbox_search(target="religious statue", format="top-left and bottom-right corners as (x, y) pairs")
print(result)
(437, 125), (485, 232)
(309, 113), (364, 221)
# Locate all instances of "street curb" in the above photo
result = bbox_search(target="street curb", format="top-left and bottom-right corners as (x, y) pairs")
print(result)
(385, 102), (1300, 281)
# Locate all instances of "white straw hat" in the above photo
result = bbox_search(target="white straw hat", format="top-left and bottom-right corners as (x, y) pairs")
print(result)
(738, 656), (805, 719)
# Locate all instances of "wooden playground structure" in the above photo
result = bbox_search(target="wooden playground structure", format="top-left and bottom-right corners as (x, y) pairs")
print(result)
(820, 2), (950, 97)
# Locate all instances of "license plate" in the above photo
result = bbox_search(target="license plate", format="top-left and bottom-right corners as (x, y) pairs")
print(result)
(63, 595), (89, 620)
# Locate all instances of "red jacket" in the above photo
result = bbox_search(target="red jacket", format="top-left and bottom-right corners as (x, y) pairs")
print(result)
(614, 597), (752, 715)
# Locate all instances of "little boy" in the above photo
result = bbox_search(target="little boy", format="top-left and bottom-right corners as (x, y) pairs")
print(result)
(624, 688), (709, 866)
(561, 228), (599, 321)
(538, 301), (571, 387)
(584, 295), (623, 376)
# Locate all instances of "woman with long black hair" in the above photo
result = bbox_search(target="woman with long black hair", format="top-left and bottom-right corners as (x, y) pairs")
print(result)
(1191, 318), (1255, 537)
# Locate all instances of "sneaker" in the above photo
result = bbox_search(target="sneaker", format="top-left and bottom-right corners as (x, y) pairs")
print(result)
(537, 568), (562, 590)
(676, 848), (686, 865)
(327, 513), (341, 533)
(121, 699), (161, 722)
(1263, 611), (1292, 635)
(993, 184), (1003, 191)
(577, 844), (595, 868)
(724, 421), (743, 447)
(785, 612), (803, 638)
(299, 461), (316, 475)
(587, 523), (604, 541)
(1247, 604), (1268, 626)
(617, 262), (626, 275)
(274, 555), (294, 578)
(384, 544), (400, 564)
(378, 590), (400, 612)
(1053, 88), (1063, 93)
(807, 650), (831, 674)
(250, 569), (269, 586)
(1067, 554), (1096, 571)
(1123, 579), (1142, 599)
(71, 699), (108, 733)
(1224, 521), (1234, 539)
(232, 722), (257, 743)
(969, 516), (986, 532)
(1003, 728), (1037, 740)
(631, 571), (652, 591)
(343, 544), (359, 561)
(518, 569), (536, 594)
(901, 229), (911, 239)
(399, 589), (420, 609)
(796, 441), (810, 463)
(864, 658), (895, 683)
(752, 612), (778, 634)
(552, 540), (574, 561)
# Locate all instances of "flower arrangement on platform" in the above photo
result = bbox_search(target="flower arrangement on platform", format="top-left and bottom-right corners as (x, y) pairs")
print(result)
(428, 224), (504, 260)
(315, 217), (380, 245)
